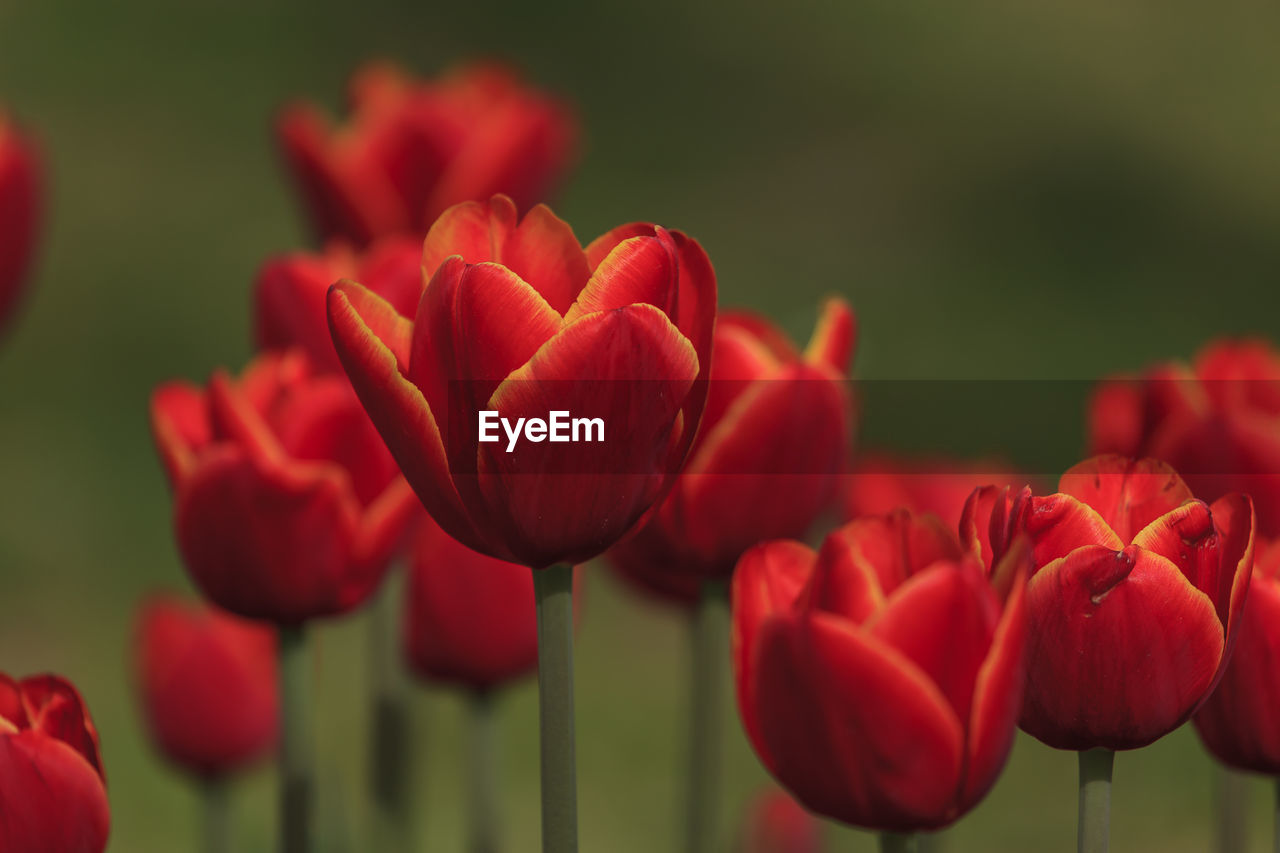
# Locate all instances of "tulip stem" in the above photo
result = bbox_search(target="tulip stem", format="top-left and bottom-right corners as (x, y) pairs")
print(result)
(879, 832), (919, 852)
(685, 579), (728, 853)
(201, 775), (231, 853)
(533, 563), (577, 853)
(369, 575), (412, 852)
(1216, 767), (1248, 853)
(1273, 776), (1280, 853)
(280, 624), (314, 853)
(1077, 748), (1114, 853)
(469, 690), (501, 853)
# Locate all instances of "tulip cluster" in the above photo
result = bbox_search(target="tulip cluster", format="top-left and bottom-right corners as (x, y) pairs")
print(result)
(7, 44), (1280, 853)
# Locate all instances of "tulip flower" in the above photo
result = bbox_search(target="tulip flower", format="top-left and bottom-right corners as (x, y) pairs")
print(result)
(328, 194), (716, 851)
(843, 453), (1028, 529)
(1089, 339), (1280, 536)
(1, 673), (109, 852)
(150, 349), (416, 624)
(134, 595), (279, 775)
(151, 349), (418, 853)
(134, 595), (278, 852)
(737, 790), (823, 853)
(964, 455), (1254, 852)
(277, 62), (576, 247)
(606, 300), (853, 852)
(0, 113), (41, 339)
(255, 237), (422, 373)
(732, 510), (1029, 839)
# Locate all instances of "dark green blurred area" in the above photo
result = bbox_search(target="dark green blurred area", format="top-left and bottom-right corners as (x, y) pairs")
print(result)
(2, 0), (1279, 849)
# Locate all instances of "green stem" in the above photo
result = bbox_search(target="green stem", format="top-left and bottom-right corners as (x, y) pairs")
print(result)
(533, 563), (577, 853)
(369, 576), (412, 852)
(280, 624), (314, 853)
(1273, 776), (1280, 853)
(684, 579), (728, 853)
(879, 832), (919, 853)
(1215, 766), (1248, 853)
(201, 775), (230, 853)
(1077, 748), (1114, 853)
(468, 691), (501, 853)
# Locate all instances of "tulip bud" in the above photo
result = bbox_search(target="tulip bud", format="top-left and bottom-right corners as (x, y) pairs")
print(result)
(134, 595), (279, 777)
(150, 350), (418, 623)
(732, 510), (1029, 832)
(965, 455), (1255, 751)
(1, 673), (109, 852)
(737, 789), (824, 853)
(328, 195), (716, 569)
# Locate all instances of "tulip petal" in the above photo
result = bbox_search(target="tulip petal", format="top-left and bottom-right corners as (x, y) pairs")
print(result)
(755, 612), (965, 830)
(563, 232), (679, 326)
(176, 447), (363, 623)
(1020, 493), (1123, 569)
(150, 382), (211, 486)
(803, 298), (857, 374)
(961, 541), (1029, 806)
(731, 540), (817, 766)
(1058, 455), (1194, 542)
(1021, 544), (1224, 750)
(670, 364), (850, 574)
(409, 257), (562, 443)
(0, 732), (111, 852)
(332, 277), (413, 372)
(479, 304), (699, 567)
(327, 281), (490, 555)
(865, 559), (1000, 726)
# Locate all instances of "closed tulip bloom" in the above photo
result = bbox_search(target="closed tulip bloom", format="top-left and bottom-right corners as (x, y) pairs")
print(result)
(134, 595), (279, 777)
(255, 237), (422, 373)
(737, 789), (823, 853)
(965, 455), (1254, 751)
(843, 453), (1029, 530)
(327, 195), (716, 569)
(1194, 537), (1280, 772)
(610, 301), (855, 597)
(278, 62), (576, 247)
(732, 510), (1029, 831)
(0, 113), (41, 339)
(1089, 339), (1280, 536)
(405, 515), (550, 691)
(150, 350), (418, 623)
(0, 673), (109, 852)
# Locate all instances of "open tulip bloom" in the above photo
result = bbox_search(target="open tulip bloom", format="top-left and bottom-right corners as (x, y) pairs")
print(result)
(0, 673), (109, 853)
(328, 194), (715, 851)
(732, 510), (1030, 840)
(963, 455), (1255, 851)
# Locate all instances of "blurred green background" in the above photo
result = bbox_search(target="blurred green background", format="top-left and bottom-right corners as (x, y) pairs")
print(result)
(2, 0), (1280, 849)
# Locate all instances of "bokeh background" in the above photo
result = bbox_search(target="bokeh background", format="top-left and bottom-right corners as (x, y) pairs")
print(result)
(2, 0), (1280, 849)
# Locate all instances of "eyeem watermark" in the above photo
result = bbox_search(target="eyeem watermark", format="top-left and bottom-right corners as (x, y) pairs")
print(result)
(479, 410), (606, 452)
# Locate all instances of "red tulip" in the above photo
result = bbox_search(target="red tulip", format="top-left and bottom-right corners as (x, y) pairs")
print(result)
(277, 62), (576, 247)
(1194, 536), (1280, 772)
(1089, 339), (1280, 536)
(964, 455), (1254, 751)
(150, 350), (418, 623)
(327, 195), (716, 569)
(737, 789), (823, 853)
(609, 301), (855, 602)
(0, 673), (109, 852)
(0, 113), (41, 338)
(404, 515), (546, 691)
(255, 236), (422, 373)
(843, 453), (1029, 530)
(732, 510), (1028, 831)
(134, 595), (279, 777)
